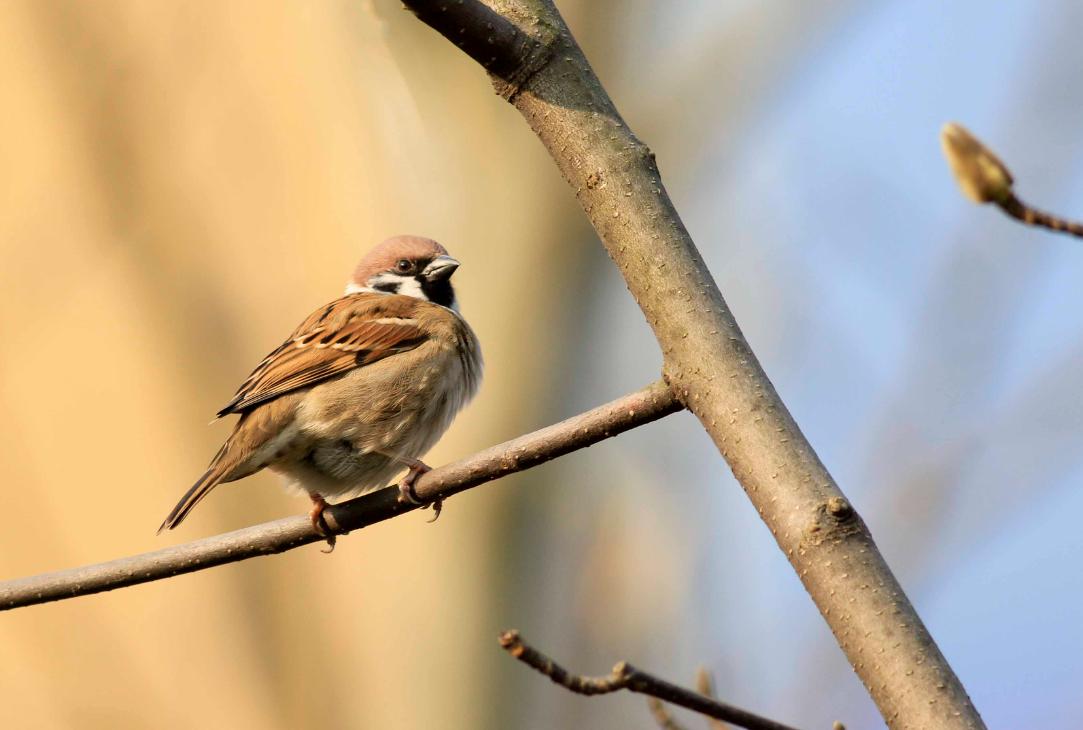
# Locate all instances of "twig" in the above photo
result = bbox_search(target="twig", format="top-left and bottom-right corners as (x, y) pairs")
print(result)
(0, 382), (680, 611)
(498, 630), (801, 730)
(696, 668), (731, 730)
(998, 194), (1083, 238)
(648, 696), (689, 730)
(403, 2), (986, 728)
(941, 121), (1083, 238)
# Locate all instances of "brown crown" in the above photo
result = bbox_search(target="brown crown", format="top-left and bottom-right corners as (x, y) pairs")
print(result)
(350, 235), (450, 285)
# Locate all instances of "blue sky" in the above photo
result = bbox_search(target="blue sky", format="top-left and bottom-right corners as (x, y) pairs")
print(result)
(554, 1), (1083, 726)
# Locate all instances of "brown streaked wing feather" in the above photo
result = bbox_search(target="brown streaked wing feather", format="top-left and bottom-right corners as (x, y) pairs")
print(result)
(216, 294), (428, 416)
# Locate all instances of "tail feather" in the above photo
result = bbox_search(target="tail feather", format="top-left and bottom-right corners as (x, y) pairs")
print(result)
(158, 447), (234, 533)
(161, 399), (294, 534)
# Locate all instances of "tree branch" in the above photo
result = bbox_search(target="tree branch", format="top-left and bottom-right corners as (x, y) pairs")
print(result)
(499, 630), (800, 730)
(647, 697), (690, 730)
(941, 121), (1083, 238)
(403, 0), (546, 84)
(402, 2), (986, 728)
(0, 381), (680, 611)
(696, 667), (739, 730)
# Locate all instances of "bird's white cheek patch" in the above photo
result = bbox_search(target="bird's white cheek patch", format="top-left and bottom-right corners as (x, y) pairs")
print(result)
(345, 273), (426, 300)
(394, 277), (425, 299)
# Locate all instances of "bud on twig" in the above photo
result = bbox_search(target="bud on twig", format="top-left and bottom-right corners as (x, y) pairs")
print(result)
(939, 122), (1014, 205)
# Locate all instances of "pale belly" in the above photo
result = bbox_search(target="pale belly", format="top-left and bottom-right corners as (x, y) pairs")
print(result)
(269, 339), (478, 501)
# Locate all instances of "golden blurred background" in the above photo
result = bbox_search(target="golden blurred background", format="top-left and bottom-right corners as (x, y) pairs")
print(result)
(0, 2), (593, 727)
(4, 1), (1083, 729)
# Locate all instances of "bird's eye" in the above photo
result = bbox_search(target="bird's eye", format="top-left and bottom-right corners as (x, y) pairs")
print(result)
(395, 259), (413, 274)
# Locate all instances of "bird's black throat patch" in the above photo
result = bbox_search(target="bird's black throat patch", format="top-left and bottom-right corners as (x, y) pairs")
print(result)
(420, 277), (455, 308)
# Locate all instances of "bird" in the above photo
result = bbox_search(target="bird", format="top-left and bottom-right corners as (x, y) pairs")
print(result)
(158, 235), (483, 548)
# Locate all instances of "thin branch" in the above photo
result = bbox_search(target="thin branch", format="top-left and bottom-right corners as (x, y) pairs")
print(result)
(998, 193), (1083, 238)
(647, 697), (689, 730)
(403, 2), (986, 728)
(696, 668), (732, 730)
(0, 382), (680, 611)
(498, 630), (800, 730)
(941, 121), (1083, 238)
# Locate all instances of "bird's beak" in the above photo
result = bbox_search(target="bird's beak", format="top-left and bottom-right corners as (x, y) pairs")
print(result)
(422, 255), (460, 282)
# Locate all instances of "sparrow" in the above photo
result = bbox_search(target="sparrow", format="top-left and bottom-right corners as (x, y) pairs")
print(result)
(158, 235), (483, 547)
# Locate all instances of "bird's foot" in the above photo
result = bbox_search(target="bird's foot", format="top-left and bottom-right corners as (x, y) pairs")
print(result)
(396, 459), (431, 503)
(309, 494), (336, 553)
(396, 459), (442, 522)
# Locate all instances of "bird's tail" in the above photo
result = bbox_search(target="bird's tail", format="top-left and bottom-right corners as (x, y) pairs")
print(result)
(157, 445), (233, 533)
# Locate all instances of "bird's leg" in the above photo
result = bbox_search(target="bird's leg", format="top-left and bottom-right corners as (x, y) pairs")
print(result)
(309, 494), (336, 553)
(395, 458), (430, 503)
(387, 455), (442, 522)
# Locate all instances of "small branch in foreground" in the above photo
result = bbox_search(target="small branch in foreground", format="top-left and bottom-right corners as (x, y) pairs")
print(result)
(0, 381), (681, 611)
(498, 630), (801, 730)
(940, 122), (1083, 239)
(648, 667), (738, 730)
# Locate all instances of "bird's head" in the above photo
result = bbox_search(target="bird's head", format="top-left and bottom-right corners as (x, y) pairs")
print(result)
(346, 235), (461, 310)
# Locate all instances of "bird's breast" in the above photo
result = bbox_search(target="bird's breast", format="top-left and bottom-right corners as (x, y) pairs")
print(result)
(287, 322), (481, 493)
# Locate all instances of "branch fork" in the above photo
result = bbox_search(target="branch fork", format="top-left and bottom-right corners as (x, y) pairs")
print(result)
(404, 2), (986, 728)
(499, 630), (803, 730)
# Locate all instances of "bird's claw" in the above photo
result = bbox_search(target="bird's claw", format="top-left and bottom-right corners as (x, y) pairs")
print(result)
(397, 478), (424, 505)
(396, 460), (442, 522)
(309, 494), (336, 553)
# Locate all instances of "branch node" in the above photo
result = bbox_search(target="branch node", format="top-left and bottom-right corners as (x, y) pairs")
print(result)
(499, 629), (522, 653)
(826, 496), (853, 521)
(489, 33), (556, 103)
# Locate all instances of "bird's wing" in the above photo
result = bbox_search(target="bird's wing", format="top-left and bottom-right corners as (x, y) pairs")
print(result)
(216, 293), (428, 416)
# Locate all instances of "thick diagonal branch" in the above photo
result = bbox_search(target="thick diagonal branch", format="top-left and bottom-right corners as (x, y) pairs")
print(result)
(499, 630), (800, 730)
(402, 2), (985, 728)
(0, 382), (680, 611)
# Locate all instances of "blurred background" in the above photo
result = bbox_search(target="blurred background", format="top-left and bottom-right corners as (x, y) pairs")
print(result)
(1, 1), (1081, 728)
